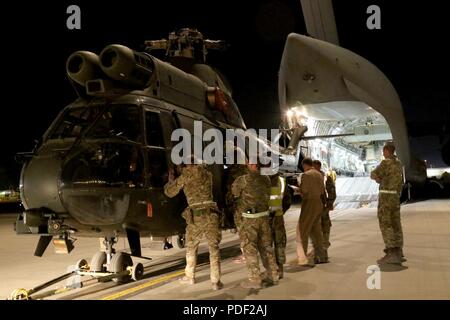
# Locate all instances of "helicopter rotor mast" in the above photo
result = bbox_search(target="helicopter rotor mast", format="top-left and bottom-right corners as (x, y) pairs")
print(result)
(144, 28), (228, 63)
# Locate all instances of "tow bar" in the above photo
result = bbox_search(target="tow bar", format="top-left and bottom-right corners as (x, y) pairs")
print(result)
(9, 258), (144, 300)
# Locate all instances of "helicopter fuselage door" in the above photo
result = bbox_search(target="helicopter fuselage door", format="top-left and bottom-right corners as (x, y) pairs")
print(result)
(137, 105), (185, 235)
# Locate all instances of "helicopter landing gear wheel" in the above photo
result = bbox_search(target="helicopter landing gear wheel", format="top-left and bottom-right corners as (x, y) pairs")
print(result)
(90, 251), (107, 272)
(110, 252), (133, 284)
(131, 263), (144, 281)
(173, 234), (186, 249)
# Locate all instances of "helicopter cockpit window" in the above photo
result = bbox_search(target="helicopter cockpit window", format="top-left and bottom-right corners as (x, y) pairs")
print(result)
(145, 111), (164, 147)
(144, 111), (168, 188)
(48, 106), (103, 139)
(87, 105), (141, 142)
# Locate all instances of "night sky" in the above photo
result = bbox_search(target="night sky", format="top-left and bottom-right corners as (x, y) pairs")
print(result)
(1, 0), (449, 188)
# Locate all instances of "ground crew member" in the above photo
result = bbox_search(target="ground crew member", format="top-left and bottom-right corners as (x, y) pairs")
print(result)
(232, 162), (279, 289)
(294, 158), (328, 265)
(261, 173), (291, 279)
(226, 163), (249, 264)
(371, 144), (405, 265)
(164, 161), (223, 291)
(313, 160), (336, 250)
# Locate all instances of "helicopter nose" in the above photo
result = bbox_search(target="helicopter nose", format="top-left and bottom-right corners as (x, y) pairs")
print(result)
(21, 151), (66, 213)
(58, 142), (134, 226)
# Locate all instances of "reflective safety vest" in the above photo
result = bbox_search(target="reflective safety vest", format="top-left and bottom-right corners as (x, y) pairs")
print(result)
(269, 176), (286, 216)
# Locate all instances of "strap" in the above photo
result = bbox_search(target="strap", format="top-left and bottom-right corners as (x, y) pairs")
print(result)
(189, 200), (216, 208)
(242, 211), (269, 219)
(379, 190), (398, 194)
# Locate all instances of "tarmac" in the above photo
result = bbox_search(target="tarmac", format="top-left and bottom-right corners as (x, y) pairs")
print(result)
(0, 199), (449, 300)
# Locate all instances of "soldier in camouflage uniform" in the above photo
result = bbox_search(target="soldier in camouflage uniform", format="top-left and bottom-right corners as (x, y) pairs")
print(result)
(225, 164), (249, 263)
(232, 163), (279, 289)
(260, 174), (291, 279)
(370, 144), (405, 265)
(164, 162), (223, 290)
(313, 160), (336, 250)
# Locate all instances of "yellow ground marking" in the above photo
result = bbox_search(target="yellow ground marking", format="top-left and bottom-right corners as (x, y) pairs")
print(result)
(100, 270), (185, 300)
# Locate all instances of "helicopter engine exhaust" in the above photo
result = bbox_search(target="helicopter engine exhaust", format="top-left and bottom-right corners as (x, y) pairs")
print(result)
(99, 44), (155, 88)
(66, 51), (103, 86)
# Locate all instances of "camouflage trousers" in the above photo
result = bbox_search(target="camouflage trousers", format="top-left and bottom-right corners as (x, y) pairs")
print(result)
(321, 208), (332, 249)
(266, 215), (287, 265)
(233, 211), (244, 248)
(377, 193), (403, 249)
(185, 211), (222, 283)
(240, 216), (278, 281)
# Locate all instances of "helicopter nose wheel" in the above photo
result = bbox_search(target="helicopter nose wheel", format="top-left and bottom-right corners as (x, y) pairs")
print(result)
(110, 252), (133, 283)
(79, 237), (145, 284)
(90, 251), (107, 272)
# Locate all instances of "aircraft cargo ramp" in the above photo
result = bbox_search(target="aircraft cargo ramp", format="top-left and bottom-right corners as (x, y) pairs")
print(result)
(334, 177), (380, 210)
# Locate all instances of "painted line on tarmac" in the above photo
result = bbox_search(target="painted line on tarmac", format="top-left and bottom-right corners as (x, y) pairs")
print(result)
(100, 270), (186, 300)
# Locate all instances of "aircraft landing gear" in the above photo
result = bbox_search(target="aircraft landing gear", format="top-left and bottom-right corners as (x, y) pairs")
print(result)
(89, 236), (143, 283)
(110, 252), (133, 283)
(173, 234), (186, 249)
(104, 236), (117, 268)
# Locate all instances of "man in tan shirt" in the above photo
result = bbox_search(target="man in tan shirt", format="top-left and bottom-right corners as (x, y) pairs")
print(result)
(294, 158), (328, 265)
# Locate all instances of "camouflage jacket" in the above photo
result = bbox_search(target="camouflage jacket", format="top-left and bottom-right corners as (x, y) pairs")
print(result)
(319, 170), (336, 202)
(325, 175), (336, 202)
(371, 156), (403, 194)
(231, 171), (271, 213)
(164, 165), (214, 207)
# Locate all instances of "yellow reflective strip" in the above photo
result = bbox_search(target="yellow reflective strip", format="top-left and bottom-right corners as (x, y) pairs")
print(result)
(242, 211), (269, 218)
(279, 177), (285, 194)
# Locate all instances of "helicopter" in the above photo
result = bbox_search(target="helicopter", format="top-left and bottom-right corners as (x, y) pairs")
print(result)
(14, 28), (263, 281)
(13, 11), (431, 283)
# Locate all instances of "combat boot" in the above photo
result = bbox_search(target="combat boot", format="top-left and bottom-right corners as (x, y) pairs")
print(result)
(314, 250), (329, 264)
(179, 276), (195, 285)
(240, 278), (262, 289)
(394, 247), (407, 262)
(290, 257), (314, 267)
(260, 271), (279, 284)
(384, 247), (407, 262)
(377, 248), (402, 265)
(211, 281), (224, 291)
(314, 255), (329, 264)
